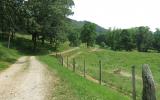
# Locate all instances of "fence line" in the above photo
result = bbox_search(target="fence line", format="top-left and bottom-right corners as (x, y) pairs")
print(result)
(84, 59), (86, 78)
(132, 66), (136, 100)
(73, 58), (76, 72)
(55, 54), (157, 100)
(99, 60), (102, 85)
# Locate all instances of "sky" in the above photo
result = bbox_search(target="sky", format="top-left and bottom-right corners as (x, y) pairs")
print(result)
(69, 0), (160, 31)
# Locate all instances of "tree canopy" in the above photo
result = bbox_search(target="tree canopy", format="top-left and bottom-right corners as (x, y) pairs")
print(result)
(81, 22), (96, 47)
(96, 26), (158, 52)
(0, 0), (74, 50)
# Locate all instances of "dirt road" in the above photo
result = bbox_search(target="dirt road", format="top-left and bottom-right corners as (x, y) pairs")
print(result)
(51, 47), (80, 56)
(0, 56), (57, 100)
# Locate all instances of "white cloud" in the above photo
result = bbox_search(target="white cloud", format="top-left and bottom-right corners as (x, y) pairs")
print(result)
(69, 0), (160, 31)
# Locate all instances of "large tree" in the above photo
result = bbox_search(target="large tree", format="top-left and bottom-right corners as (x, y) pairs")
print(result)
(120, 29), (133, 51)
(153, 28), (160, 52)
(81, 22), (96, 47)
(96, 34), (107, 47)
(0, 0), (25, 48)
(68, 31), (81, 47)
(24, 0), (74, 50)
(136, 26), (153, 52)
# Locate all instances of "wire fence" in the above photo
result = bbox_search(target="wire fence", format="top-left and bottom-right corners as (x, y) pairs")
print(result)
(55, 54), (157, 100)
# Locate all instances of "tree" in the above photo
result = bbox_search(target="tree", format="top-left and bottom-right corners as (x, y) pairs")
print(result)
(81, 22), (96, 47)
(96, 34), (107, 47)
(111, 29), (122, 50)
(153, 28), (160, 52)
(68, 31), (81, 47)
(136, 26), (153, 52)
(120, 29), (133, 51)
(24, 0), (74, 51)
(0, 0), (25, 48)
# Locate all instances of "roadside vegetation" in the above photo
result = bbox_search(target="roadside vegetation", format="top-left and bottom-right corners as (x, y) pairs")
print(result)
(39, 55), (130, 100)
(0, 42), (21, 71)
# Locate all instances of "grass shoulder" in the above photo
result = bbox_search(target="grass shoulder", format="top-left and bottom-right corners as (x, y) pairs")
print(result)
(38, 55), (130, 100)
(0, 43), (21, 71)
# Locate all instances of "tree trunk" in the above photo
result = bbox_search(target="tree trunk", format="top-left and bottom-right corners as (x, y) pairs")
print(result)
(132, 66), (136, 100)
(7, 32), (11, 48)
(142, 64), (156, 100)
(32, 33), (37, 51)
(11, 31), (15, 40)
(50, 37), (53, 44)
(41, 35), (45, 45)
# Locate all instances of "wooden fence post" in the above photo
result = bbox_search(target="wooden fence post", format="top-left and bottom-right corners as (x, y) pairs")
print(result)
(142, 64), (156, 100)
(56, 52), (58, 57)
(67, 56), (69, 68)
(99, 60), (102, 85)
(132, 66), (136, 100)
(73, 58), (76, 72)
(84, 59), (86, 78)
(61, 55), (63, 66)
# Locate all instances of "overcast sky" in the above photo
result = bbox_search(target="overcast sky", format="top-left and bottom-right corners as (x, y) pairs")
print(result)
(69, 0), (160, 31)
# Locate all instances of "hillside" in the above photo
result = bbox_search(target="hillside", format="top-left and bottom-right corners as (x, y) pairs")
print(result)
(70, 19), (107, 35)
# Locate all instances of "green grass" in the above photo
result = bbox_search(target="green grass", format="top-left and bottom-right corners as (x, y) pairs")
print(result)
(38, 55), (130, 100)
(62, 47), (160, 100)
(0, 43), (21, 71)
(57, 42), (71, 52)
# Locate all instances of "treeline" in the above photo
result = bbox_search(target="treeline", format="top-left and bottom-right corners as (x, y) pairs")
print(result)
(96, 26), (160, 52)
(1, 1), (160, 53)
(69, 23), (160, 52)
(68, 22), (97, 47)
(0, 0), (74, 50)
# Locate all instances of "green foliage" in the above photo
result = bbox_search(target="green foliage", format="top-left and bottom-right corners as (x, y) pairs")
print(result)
(96, 34), (108, 47)
(0, 0), (74, 51)
(107, 29), (122, 50)
(0, 0), (25, 32)
(136, 26), (153, 52)
(119, 29), (133, 51)
(68, 31), (81, 47)
(24, 0), (74, 50)
(153, 28), (160, 52)
(96, 26), (156, 52)
(81, 22), (97, 47)
(0, 42), (21, 70)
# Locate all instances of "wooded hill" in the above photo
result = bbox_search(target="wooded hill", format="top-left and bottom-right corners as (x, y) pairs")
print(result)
(70, 19), (107, 35)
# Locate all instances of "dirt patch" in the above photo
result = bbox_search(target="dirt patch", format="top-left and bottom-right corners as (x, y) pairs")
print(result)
(51, 47), (80, 56)
(90, 48), (102, 52)
(69, 52), (82, 59)
(113, 68), (141, 80)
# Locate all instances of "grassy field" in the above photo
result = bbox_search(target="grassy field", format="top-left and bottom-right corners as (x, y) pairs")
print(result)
(39, 55), (130, 100)
(61, 47), (160, 100)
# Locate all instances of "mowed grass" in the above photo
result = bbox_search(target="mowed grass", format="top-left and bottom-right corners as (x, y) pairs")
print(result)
(38, 55), (130, 100)
(0, 43), (21, 71)
(62, 47), (160, 100)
